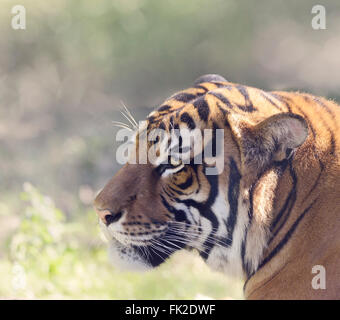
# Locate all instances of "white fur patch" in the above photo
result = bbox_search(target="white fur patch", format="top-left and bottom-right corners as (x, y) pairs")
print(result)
(108, 239), (151, 271)
(206, 194), (249, 278)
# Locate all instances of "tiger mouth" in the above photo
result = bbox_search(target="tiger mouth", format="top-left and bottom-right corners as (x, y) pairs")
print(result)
(106, 225), (194, 268)
(113, 230), (167, 246)
(99, 219), (204, 268)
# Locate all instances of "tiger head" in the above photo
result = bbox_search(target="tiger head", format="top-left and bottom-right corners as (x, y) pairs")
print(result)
(94, 74), (308, 278)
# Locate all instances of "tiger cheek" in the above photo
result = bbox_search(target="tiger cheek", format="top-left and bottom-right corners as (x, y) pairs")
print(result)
(174, 169), (193, 188)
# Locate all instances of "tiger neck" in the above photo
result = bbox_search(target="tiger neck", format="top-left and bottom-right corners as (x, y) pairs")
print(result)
(242, 153), (336, 299)
(241, 159), (295, 297)
(240, 160), (289, 279)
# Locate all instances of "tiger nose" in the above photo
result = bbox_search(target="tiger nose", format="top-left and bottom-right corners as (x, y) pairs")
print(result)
(94, 207), (123, 226)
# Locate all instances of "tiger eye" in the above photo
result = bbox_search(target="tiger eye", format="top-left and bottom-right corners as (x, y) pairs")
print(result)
(170, 157), (182, 167)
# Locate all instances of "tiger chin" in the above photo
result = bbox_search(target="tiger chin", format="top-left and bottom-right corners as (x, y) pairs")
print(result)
(94, 74), (340, 299)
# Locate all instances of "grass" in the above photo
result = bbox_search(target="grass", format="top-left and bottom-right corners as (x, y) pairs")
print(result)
(0, 184), (243, 299)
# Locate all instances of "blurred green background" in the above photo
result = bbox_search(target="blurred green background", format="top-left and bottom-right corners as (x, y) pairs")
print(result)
(0, 0), (339, 299)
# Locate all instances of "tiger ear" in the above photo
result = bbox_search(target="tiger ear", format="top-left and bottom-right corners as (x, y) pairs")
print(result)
(194, 74), (227, 85)
(229, 113), (308, 172)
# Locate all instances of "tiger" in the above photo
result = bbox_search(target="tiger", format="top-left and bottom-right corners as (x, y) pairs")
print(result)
(94, 74), (340, 299)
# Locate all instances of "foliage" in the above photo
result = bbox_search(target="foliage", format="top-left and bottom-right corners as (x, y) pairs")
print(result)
(0, 184), (243, 299)
(1, 0), (339, 300)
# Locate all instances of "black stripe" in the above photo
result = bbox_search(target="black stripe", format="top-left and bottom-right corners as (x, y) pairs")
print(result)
(180, 112), (196, 129)
(216, 101), (229, 116)
(199, 173), (220, 260)
(177, 175), (193, 190)
(269, 162), (297, 240)
(225, 158), (241, 246)
(329, 133), (336, 156)
(171, 92), (197, 103)
(208, 91), (234, 109)
(156, 163), (180, 176)
(168, 185), (184, 195)
(173, 170), (219, 260)
(270, 93), (292, 112)
(259, 198), (318, 271)
(303, 95), (337, 157)
(147, 115), (156, 123)
(310, 95), (336, 119)
(158, 122), (165, 131)
(244, 198), (318, 292)
(157, 104), (172, 112)
(169, 116), (174, 128)
(160, 195), (189, 223)
(224, 119), (241, 155)
(241, 182), (255, 277)
(194, 84), (209, 92)
(242, 160), (288, 278)
(300, 105), (336, 159)
(260, 92), (283, 111)
(193, 96), (210, 122)
(162, 186), (175, 198)
(302, 160), (324, 204)
(235, 85), (256, 112)
(213, 82), (233, 89)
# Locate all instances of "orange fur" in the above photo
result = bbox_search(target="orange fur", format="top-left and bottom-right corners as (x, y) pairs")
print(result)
(95, 75), (340, 299)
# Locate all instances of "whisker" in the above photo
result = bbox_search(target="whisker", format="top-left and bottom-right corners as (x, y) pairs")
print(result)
(161, 235), (218, 256)
(148, 243), (170, 261)
(150, 239), (174, 256)
(121, 100), (138, 127)
(120, 100), (138, 129)
(165, 228), (232, 248)
(112, 121), (134, 131)
(158, 238), (183, 251)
